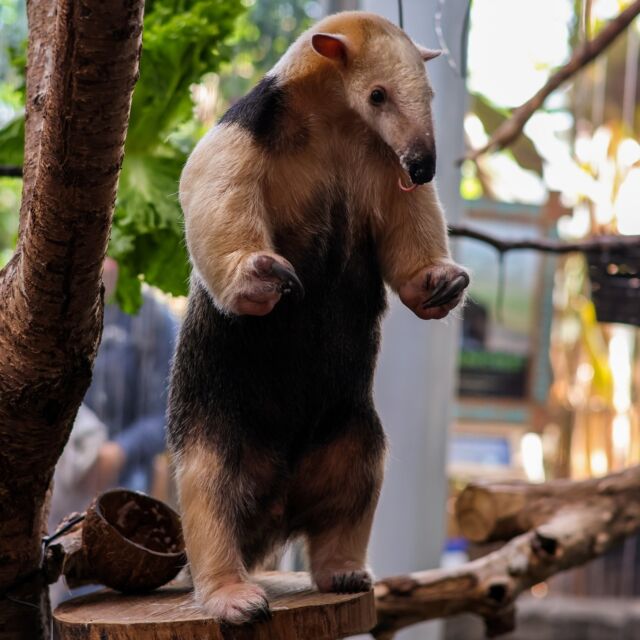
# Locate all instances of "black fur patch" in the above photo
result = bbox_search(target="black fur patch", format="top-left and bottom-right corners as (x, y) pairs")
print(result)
(168, 189), (387, 566)
(168, 189), (386, 450)
(219, 75), (286, 146)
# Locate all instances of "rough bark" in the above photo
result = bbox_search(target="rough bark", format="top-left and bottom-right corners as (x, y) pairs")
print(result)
(373, 480), (640, 639)
(0, 0), (143, 638)
(455, 465), (640, 542)
(373, 495), (640, 640)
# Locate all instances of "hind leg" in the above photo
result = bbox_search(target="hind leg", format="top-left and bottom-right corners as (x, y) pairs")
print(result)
(175, 443), (271, 624)
(289, 409), (385, 593)
(308, 498), (378, 593)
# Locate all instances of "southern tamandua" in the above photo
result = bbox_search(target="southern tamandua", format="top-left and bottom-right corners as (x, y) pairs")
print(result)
(168, 10), (469, 624)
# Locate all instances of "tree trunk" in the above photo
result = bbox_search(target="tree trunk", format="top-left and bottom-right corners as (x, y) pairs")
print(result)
(0, 0), (143, 638)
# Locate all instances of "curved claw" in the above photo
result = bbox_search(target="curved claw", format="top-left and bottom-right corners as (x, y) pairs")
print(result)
(422, 272), (469, 309)
(422, 277), (449, 306)
(270, 261), (305, 299)
(249, 602), (272, 623)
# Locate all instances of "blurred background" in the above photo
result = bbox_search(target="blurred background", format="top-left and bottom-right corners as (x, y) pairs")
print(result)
(2, 0), (640, 638)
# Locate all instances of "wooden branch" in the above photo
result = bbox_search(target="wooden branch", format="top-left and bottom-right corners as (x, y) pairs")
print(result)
(456, 465), (640, 542)
(373, 471), (640, 638)
(0, 165), (23, 178)
(448, 224), (640, 254)
(463, 0), (640, 162)
(0, 0), (143, 637)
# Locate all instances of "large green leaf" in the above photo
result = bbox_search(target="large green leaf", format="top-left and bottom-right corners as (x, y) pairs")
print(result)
(127, 0), (243, 151)
(109, 0), (244, 310)
(0, 0), (244, 311)
(110, 154), (190, 311)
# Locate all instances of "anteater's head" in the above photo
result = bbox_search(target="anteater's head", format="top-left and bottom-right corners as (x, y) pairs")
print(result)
(309, 12), (441, 187)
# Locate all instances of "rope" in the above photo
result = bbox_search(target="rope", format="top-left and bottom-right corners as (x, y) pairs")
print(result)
(0, 513), (86, 609)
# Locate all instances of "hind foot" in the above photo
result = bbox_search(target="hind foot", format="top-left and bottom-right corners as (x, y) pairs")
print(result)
(196, 581), (270, 625)
(314, 568), (373, 593)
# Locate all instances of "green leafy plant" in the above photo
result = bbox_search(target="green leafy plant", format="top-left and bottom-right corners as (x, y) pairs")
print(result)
(109, 0), (245, 310)
(0, 0), (244, 311)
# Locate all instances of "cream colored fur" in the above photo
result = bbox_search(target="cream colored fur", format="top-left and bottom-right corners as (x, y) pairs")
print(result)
(180, 12), (458, 315)
(177, 10), (464, 621)
(175, 445), (270, 623)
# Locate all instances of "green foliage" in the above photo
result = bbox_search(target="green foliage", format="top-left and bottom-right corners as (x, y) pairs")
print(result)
(217, 0), (317, 107)
(0, 0), (244, 311)
(0, 177), (20, 265)
(0, 0), (26, 260)
(0, 115), (23, 164)
(0, 0), (319, 311)
(0, 0), (26, 102)
(109, 0), (245, 311)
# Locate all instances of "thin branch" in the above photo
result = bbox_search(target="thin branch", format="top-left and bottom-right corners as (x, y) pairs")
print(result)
(373, 465), (640, 639)
(462, 0), (640, 163)
(449, 224), (640, 254)
(0, 166), (23, 178)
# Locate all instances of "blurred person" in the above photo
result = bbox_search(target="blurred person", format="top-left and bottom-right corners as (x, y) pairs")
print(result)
(48, 259), (178, 605)
(48, 404), (107, 607)
(83, 257), (178, 493)
(48, 404), (108, 533)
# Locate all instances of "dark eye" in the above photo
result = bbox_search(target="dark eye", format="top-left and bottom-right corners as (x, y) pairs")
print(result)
(369, 87), (386, 106)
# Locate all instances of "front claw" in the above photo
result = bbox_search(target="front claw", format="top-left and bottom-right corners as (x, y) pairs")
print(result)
(262, 257), (305, 299)
(399, 263), (469, 320)
(229, 253), (304, 316)
(423, 272), (469, 309)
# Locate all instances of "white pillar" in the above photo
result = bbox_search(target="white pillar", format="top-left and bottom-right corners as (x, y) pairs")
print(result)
(360, 1), (468, 638)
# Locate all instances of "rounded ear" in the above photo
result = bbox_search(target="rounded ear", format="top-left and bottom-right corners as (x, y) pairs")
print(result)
(311, 33), (350, 64)
(414, 43), (442, 62)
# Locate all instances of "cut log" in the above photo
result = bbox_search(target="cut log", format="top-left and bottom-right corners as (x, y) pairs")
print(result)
(373, 466), (640, 638)
(455, 464), (640, 542)
(54, 572), (376, 640)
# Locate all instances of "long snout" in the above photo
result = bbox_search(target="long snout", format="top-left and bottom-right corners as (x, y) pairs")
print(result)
(401, 140), (436, 185)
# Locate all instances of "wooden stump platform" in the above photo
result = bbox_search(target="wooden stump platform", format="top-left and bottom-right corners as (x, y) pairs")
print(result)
(54, 572), (376, 640)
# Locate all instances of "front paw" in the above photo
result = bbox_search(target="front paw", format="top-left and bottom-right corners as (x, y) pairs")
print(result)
(399, 263), (469, 320)
(230, 252), (304, 316)
(196, 581), (270, 625)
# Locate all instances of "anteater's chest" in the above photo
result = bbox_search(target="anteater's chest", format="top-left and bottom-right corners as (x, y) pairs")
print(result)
(254, 191), (386, 336)
(175, 196), (386, 449)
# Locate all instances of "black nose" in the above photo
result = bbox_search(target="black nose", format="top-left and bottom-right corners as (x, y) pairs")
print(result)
(409, 157), (435, 184)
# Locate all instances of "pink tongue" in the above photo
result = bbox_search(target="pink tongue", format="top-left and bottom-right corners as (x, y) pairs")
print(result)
(398, 177), (418, 192)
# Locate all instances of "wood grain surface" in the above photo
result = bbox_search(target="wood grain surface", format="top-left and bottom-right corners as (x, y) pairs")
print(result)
(54, 572), (376, 640)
